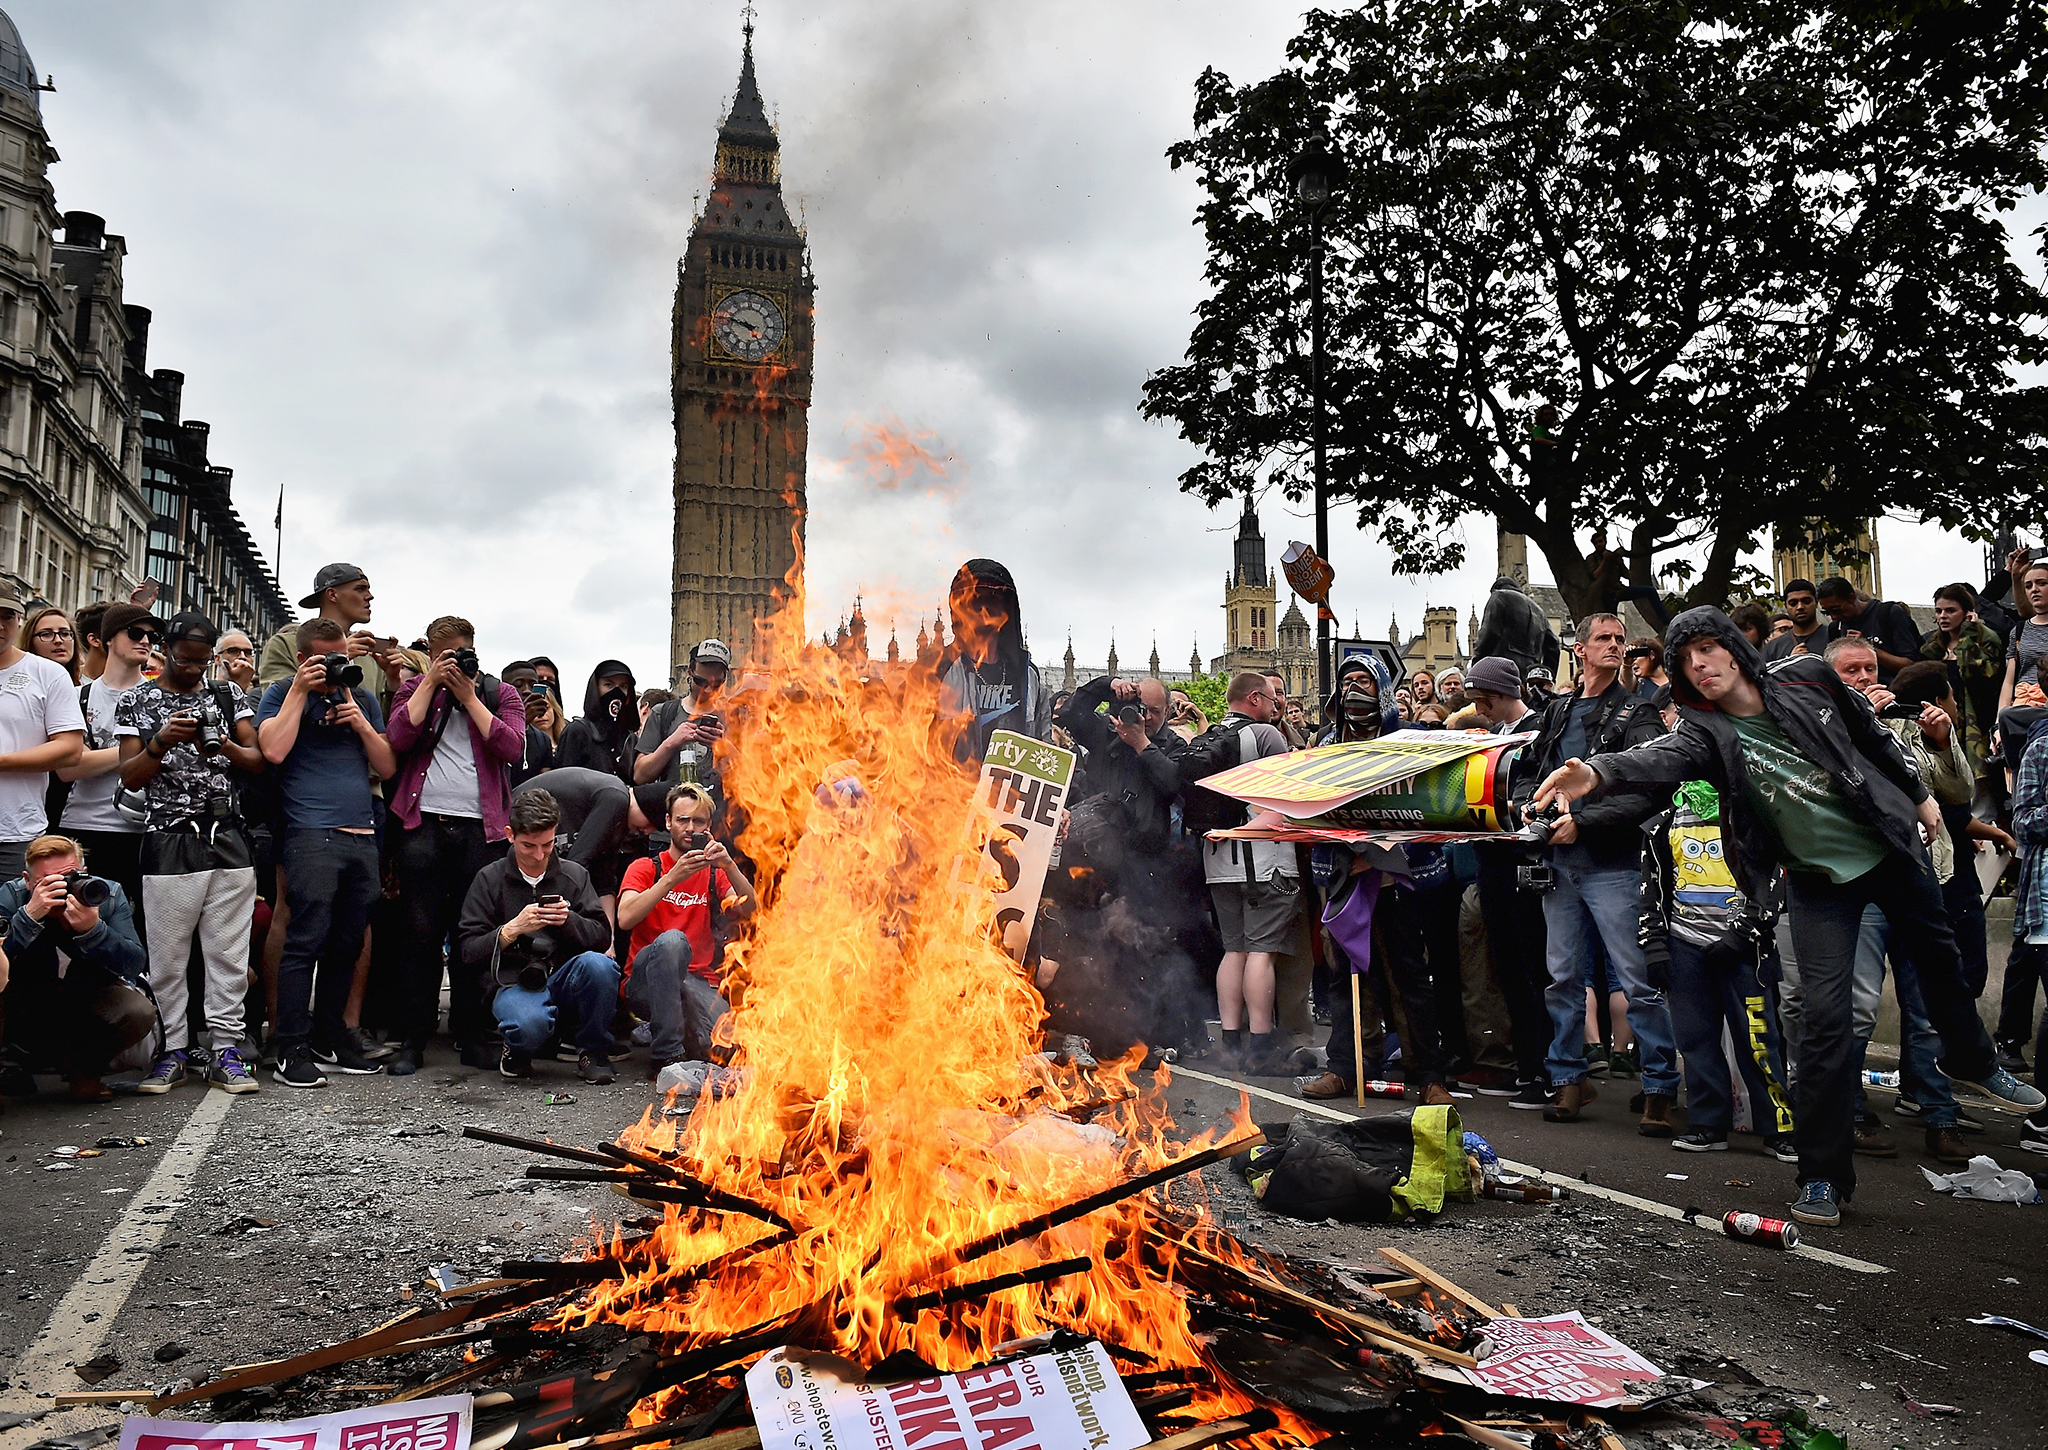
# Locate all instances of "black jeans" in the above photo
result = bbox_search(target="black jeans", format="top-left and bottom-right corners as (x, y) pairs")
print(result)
(71, 830), (145, 948)
(1323, 881), (1446, 1087)
(1945, 867), (1989, 1001)
(1998, 942), (2043, 1047)
(1474, 849), (1553, 1086)
(1784, 850), (1999, 1198)
(394, 814), (503, 1048)
(274, 829), (381, 1056)
(1667, 935), (1794, 1139)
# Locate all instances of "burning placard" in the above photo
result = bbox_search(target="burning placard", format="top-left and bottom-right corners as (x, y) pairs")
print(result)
(950, 728), (1076, 960)
(117, 1396), (472, 1450)
(746, 1341), (1148, 1450)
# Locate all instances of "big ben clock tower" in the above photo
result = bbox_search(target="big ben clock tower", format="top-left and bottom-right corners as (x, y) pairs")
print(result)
(670, 22), (814, 678)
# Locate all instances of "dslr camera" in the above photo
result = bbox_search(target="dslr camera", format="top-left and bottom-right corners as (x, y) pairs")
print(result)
(58, 870), (111, 909)
(188, 700), (226, 757)
(1115, 702), (1146, 727)
(1876, 700), (1925, 721)
(1513, 798), (1566, 844)
(450, 646), (481, 679)
(321, 652), (364, 688)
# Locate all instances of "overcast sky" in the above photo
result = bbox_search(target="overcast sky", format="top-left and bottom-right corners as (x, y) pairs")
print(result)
(11, 1), (2016, 690)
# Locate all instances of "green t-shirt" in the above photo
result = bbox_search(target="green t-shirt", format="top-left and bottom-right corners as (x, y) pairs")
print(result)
(1729, 710), (1888, 883)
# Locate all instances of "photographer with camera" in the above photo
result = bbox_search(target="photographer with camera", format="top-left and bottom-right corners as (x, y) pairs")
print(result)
(1535, 608), (2044, 1226)
(1512, 613), (1678, 1130)
(0, 835), (149, 1101)
(456, 788), (619, 1084)
(254, 619), (398, 1087)
(1055, 674), (1183, 845)
(386, 616), (529, 1076)
(115, 611), (266, 1095)
(618, 782), (756, 1075)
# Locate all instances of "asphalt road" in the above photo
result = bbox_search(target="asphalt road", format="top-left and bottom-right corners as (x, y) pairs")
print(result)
(1, 1040), (2043, 1449)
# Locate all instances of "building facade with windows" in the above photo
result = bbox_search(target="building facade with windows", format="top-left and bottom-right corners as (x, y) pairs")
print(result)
(0, 9), (284, 635)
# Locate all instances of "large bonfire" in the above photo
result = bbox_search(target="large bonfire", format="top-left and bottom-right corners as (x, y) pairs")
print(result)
(557, 581), (1295, 1434)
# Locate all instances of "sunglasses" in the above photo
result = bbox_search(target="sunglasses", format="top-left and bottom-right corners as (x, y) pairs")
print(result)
(689, 674), (722, 690)
(123, 626), (161, 644)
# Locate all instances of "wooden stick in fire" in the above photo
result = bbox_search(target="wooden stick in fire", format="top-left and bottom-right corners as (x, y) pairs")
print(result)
(934, 1128), (1264, 1275)
(461, 1124), (623, 1168)
(893, 1255), (1092, 1316)
(595, 1142), (795, 1231)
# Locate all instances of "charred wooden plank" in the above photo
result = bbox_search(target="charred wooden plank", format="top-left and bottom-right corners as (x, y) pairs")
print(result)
(461, 1124), (619, 1167)
(1376, 1245), (1502, 1319)
(524, 1166), (653, 1183)
(498, 1260), (626, 1283)
(597, 1143), (794, 1231)
(893, 1256), (1091, 1315)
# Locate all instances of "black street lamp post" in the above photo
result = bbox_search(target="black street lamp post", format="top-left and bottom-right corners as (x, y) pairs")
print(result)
(1288, 141), (1342, 710)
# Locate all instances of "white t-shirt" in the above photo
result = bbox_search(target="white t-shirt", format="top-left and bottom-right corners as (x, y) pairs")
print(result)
(419, 706), (482, 818)
(0, 652), (87, 841)
(60, 676), (141, 834)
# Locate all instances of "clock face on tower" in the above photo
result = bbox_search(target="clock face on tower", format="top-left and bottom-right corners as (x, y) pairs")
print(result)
(712, 289), (785, 362)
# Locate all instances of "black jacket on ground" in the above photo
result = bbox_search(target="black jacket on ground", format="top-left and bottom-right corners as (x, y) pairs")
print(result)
(1055, 676), (1183, 846)
(1581, 606), (1930, 898)
(457, 853), (612, 994)
(555, 659), (638, 783)
(1512, 674), (1666, 869)
(1473, 577), (1561, 680)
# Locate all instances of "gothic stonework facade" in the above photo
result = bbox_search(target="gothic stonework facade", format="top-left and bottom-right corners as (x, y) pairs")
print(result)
(670, 28), (814, 680)
(1205, 496), (1314, 698)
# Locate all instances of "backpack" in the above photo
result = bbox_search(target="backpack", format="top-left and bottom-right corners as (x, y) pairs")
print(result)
(1178, 718), (1259, 834)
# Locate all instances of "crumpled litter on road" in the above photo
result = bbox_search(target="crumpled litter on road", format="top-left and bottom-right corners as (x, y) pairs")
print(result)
(1968, 1313), (2048, 1339)
(1919, 1156), (2042, 1203)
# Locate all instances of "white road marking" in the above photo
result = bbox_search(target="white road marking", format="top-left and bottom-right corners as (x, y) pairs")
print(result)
(1, 1088), (238, 1443)
(1169, 1063), (1890, 1276)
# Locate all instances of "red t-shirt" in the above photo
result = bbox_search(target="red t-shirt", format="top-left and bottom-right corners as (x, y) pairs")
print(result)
(621, 852), (733, 985)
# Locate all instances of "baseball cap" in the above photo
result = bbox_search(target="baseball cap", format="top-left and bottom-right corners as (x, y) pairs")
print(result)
(99, 603), (165, 640)
(163, 610), (220, 647)
(0, 590), (23, 616)
(692, 638), (732, 670)
(299, 562), (368, 609)
(1465, 656), (1523, 698)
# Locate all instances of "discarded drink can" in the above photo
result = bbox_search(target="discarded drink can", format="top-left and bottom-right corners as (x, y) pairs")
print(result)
(1721, 1210), (1800, 1249)
(1863, 1069), (1900, 1088)
(1482, 1178), (1565, 1202)
(1360, 1080), (1407, 1098)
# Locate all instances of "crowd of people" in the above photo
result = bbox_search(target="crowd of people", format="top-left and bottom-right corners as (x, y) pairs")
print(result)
(3, 551), (2047, 1234)
(1030, 565), (2048, 1231)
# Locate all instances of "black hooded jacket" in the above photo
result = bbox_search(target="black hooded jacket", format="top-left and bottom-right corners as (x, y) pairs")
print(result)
(1579, 607), (1930, 896)
(555, 658), (638, 784)
(1473, 577), (1562, 680)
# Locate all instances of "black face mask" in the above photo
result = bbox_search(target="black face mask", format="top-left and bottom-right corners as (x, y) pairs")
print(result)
(601, 687), (633, 725)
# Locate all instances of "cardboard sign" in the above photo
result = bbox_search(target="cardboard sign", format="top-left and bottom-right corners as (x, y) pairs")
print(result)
(1466, 1314), (1694, 1408)
(949, 729), (1076, 960)
(746, 1341), (1148, 1450)
(1199, 729), (1537, 821)
(119, 1397), (472, 1450)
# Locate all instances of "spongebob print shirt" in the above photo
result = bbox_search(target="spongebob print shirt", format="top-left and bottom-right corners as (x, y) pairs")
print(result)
(1667, 786), (1745, 948)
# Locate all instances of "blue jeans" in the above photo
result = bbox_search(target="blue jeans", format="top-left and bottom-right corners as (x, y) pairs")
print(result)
(1541, 857), (1679, 1093)
(1667, 936), (1794, 1138)
(493, 951), (621, 1057)
(622, 931), (728, 1063)
(275, 829), (382, 1056)
(1851, 907), (1959, 1128)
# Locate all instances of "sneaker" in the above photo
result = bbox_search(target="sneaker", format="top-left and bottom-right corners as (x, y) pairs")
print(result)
(1583, 1043), (1609, 1078)
(0, 1060), (37, 1096)
(1852, 1117), (1897, 1157)
(344, 1025), (394, 1061)
(1894, 1096), (1986, 1131)
(1952, 1065), (2048, 1113)
(577, 1051), (616, 1085)
(1673, 1130), (1728, 1152)
(1788, 1179), (1842, 1227)
(311, 1039), (385, 1075)
(1610, 1046), (1640, 1078)
(1545, 1080), (1597, 1123)
(1458, 1067), (1519, 1096)
(1892, 1094), (1921, 1117)
(2020, 1115), (2048, 1155)
(255, 1032), (281, 1068)
(209, 1047), (261, 1094)
(630, 1021), (654, 1049)
(1924, 1126), (1971, 1165)
(1763, 1136), (1800, 1163)
(499, 1047), (533, 1080)
(135, 1049), (191, 1094)
(1509, 1080), (1552, 1110)
(271, 1051), (326, 1089)
(386, 1042), (424, 1077)
(1996, 1039), (2030, 1076)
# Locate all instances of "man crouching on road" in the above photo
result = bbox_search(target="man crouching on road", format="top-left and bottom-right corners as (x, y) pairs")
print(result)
(457, 788), (620, 1084)
(1534, 607), (2045, 1228)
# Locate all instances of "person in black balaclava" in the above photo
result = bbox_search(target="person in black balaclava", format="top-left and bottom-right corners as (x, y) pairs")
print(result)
(1296, 654), (1454, 1105)
(936, 558), (1050, 767)
(556, 659), (639, 785)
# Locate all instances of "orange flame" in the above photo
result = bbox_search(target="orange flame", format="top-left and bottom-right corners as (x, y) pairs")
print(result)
(547, 576), (1310, 1439)
(845, 417), (964, 499)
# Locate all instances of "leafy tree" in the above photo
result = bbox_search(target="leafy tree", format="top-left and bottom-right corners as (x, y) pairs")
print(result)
(1143, 0), (2048, 619)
